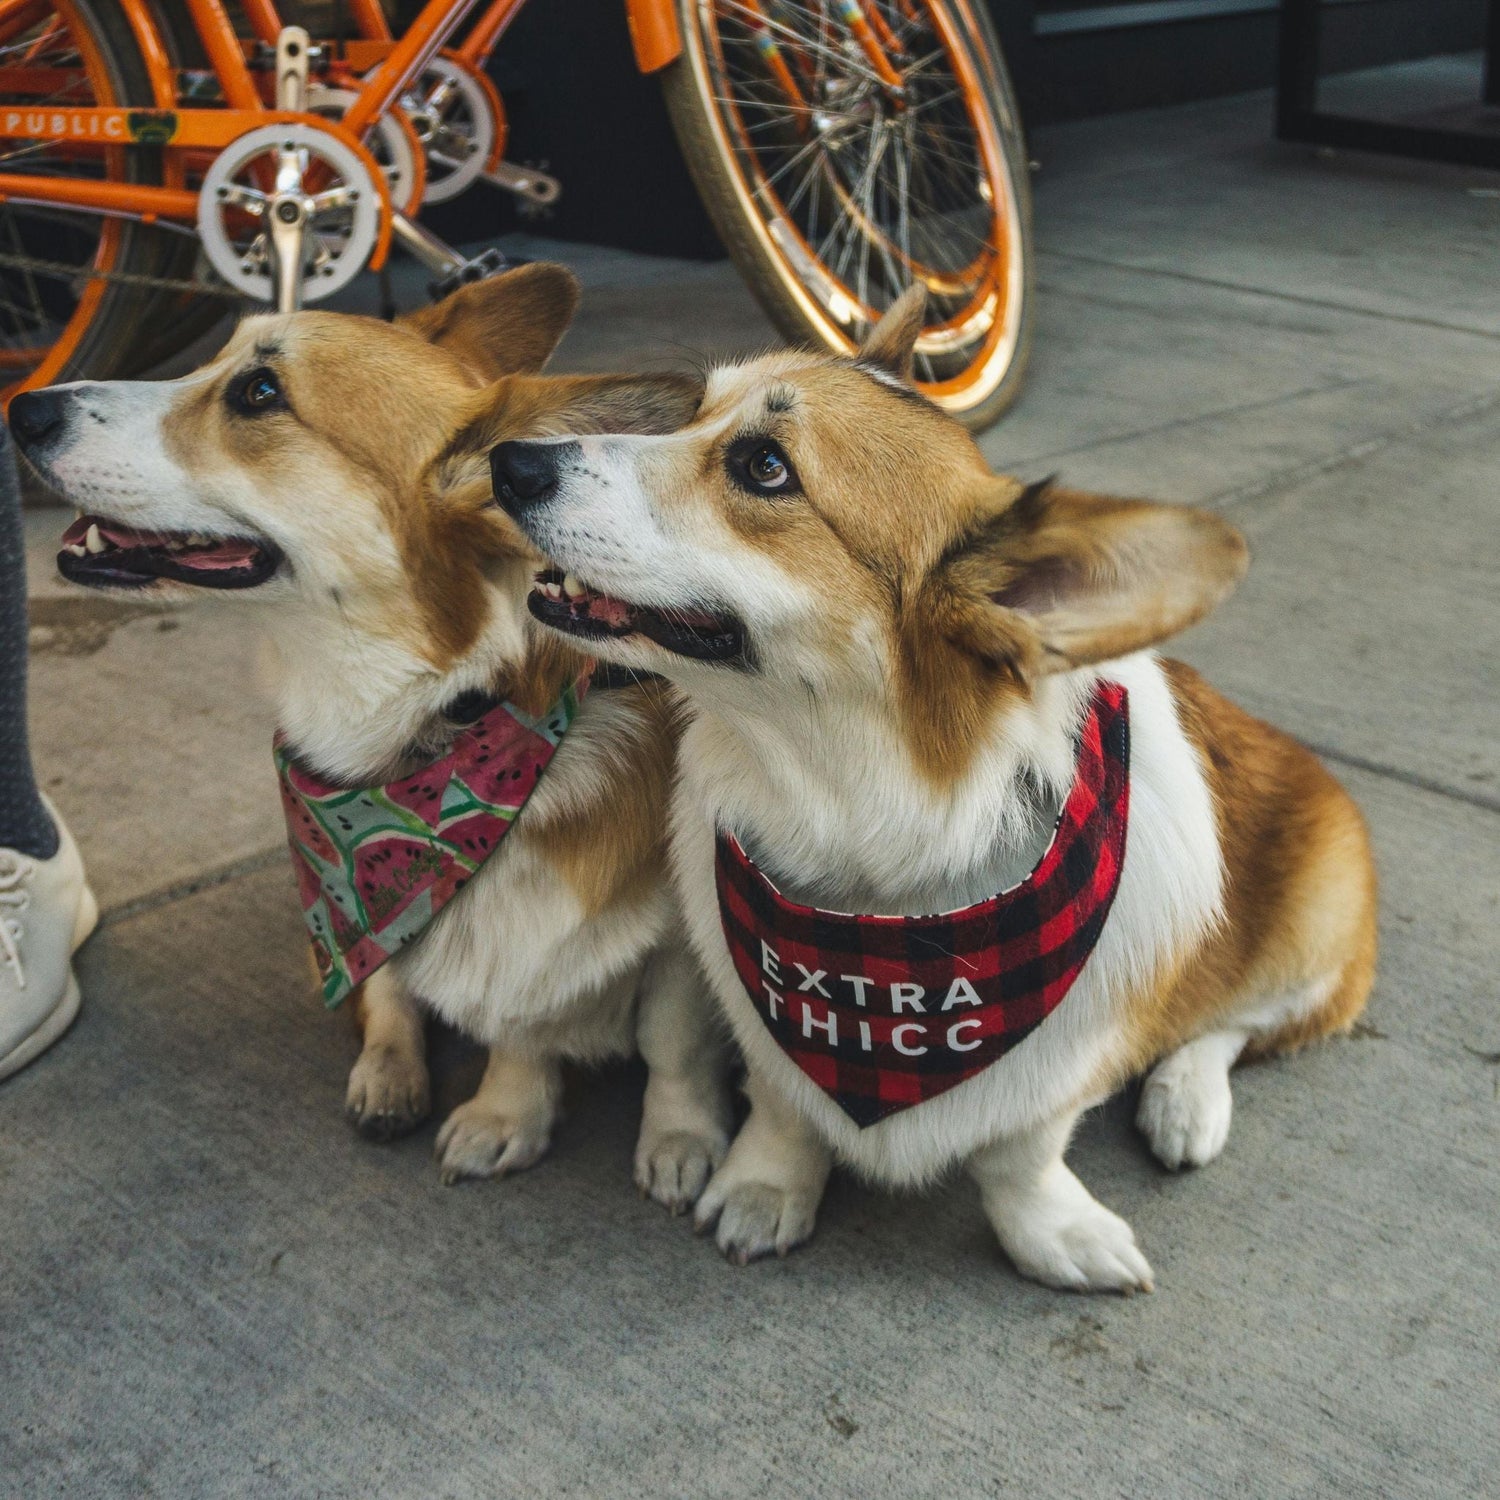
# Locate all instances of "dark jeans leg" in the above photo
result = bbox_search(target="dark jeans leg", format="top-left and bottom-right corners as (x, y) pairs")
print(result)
(0, 428), (58, 860)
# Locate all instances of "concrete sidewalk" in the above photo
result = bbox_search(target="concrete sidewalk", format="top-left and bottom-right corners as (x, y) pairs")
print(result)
(4, 74), (1499, 1499)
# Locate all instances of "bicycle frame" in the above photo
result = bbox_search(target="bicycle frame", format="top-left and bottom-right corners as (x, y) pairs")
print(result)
(0, 0), (470, 223)
(0, 0), (685, 221)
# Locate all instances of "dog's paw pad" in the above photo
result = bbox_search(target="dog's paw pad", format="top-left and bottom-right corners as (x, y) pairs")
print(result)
(694, 1179), (819, 1265)
(434, 1105), (551, 1185)
(344, 1046), (430, 1142)
(1137, 1051), (1234, 1171)
(1004, 1202), (1154, 1296)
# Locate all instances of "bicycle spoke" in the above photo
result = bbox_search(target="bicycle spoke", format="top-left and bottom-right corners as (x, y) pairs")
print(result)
(854, 124), (890, 315)
(715, 1), (888, 91)
(755, 131), (831, 198)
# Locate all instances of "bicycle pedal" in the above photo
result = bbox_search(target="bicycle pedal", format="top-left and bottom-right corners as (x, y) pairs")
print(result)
(427, 247), (524, 302)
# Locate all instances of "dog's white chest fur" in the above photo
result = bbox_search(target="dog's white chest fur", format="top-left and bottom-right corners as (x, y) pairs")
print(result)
(671, 652), (1224, 1185)
(387, 691), (670, 1058)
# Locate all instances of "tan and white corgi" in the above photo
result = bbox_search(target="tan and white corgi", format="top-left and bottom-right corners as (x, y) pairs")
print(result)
(490, 287), (1378, 1293)
(10, 266), (731, 1208)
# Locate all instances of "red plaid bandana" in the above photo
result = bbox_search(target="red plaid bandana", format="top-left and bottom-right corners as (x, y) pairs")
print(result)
(715, 681), (1129, 1127)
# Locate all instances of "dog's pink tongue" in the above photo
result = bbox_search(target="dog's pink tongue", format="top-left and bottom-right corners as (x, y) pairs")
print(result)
(583, 593), (635, 629)
(62, 515), (172, 550)
(61, 515), (258, 569)
(181, 540), (259, 571)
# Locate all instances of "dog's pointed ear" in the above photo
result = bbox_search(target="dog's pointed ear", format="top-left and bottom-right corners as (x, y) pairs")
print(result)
(858, 284), (927, 382)
(937, 479), (1249, 674)
(401, 263), (581, 382)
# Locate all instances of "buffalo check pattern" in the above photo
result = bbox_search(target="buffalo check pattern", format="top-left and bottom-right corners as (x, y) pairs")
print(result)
(275, 675), (589, 1008)
(715, 682), (1130, 1128)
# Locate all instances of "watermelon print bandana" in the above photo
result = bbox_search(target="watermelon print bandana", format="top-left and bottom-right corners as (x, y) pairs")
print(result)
(715, 681), (1129, 1128)
(275, 675), (589, 1007)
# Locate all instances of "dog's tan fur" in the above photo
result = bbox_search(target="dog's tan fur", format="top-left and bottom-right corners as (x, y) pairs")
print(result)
(21, 267), (730, 1205)
(1138, 658), (1379, 1070)
(504, 287), (1379, 1288)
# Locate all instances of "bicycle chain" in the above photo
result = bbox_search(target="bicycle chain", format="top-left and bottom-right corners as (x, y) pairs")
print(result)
(0, 248), (240, 299)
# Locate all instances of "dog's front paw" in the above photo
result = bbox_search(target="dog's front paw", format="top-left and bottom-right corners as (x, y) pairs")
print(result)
(997, 1197), (1154, 1295)
(694, 1171), (821, 1265)
(434, 1101), (552, 1185)
(1136, 1038), (1235, 1170)
(345, 1045), (431, 1141)
(634, 1126), (727, 1216)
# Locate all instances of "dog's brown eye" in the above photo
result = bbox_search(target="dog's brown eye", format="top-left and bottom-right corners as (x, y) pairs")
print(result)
(749, 446), (788, 488)
(232, 367), (285, 415)
(728, 437), (799, 496)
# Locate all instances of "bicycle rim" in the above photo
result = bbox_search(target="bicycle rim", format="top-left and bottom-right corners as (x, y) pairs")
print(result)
(680, 0), (1027, 416)
(0, 0), (132, 395)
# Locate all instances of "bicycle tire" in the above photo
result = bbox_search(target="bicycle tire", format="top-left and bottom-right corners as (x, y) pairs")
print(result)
(0, 0), (201, 391)
(661, 0), (1033, 432)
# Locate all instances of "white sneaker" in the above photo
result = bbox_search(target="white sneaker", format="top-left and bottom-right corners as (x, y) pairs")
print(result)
(0, 795), (98, 1082)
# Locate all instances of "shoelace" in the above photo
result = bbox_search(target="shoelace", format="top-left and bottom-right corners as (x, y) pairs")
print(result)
(0, 854), (34, 990)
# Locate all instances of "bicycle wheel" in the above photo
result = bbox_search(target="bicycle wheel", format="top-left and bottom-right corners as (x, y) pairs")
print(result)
(0, 0), (197, 395)
(662, 0), (1033, 431)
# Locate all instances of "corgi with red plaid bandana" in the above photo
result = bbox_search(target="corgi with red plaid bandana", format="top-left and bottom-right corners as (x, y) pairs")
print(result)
(493, 288), (1379, 1294)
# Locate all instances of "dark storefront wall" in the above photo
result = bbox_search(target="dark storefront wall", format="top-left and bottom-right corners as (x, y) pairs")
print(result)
(415, 0), (1487, 257)
(1026, 0), (1483, 117)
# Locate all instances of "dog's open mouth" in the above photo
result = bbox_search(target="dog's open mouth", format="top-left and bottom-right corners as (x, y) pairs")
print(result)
(57, 516), (283, 590)
(527, 568), (745, 662)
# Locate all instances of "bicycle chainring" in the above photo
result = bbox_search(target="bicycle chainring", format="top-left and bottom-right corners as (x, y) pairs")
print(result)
(196, 122), (382, 305)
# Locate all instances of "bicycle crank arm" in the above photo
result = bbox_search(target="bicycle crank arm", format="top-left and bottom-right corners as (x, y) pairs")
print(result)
(390, 213), (468, 277)
(268, 141), (309, 312)
(482, 161), (561, 207)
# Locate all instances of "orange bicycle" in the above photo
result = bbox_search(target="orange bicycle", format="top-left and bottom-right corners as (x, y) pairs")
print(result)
(0, 0), (1033, 428)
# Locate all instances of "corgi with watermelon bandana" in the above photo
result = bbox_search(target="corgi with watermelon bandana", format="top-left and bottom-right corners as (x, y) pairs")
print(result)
(13, 266), (732, 1208)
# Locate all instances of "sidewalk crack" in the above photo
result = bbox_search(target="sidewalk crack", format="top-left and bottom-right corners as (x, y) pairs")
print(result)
(100, 845), (288, 929)
(1301, 742), (1500, 818)
(1038, 248), (1500, 342)
(1209, 387), (1500, 511)
(1013, 372), (1367, 469)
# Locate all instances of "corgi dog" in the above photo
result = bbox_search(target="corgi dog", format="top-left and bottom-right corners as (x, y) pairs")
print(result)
(488, 287), (1378, 1293)
(10, 266), (732, 1209)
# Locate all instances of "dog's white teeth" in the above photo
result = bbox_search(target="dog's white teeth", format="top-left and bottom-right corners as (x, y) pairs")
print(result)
(562, 573), (583, 600)
(543, 581), (562, 599)
(185, 532), (208, 547)
(84, 523), (105, 554)
(64, 543), (87, 557)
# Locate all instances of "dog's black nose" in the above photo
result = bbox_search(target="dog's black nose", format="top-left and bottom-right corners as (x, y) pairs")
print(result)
(8, 388), (67, 448)
(490, 439), (576, 517)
